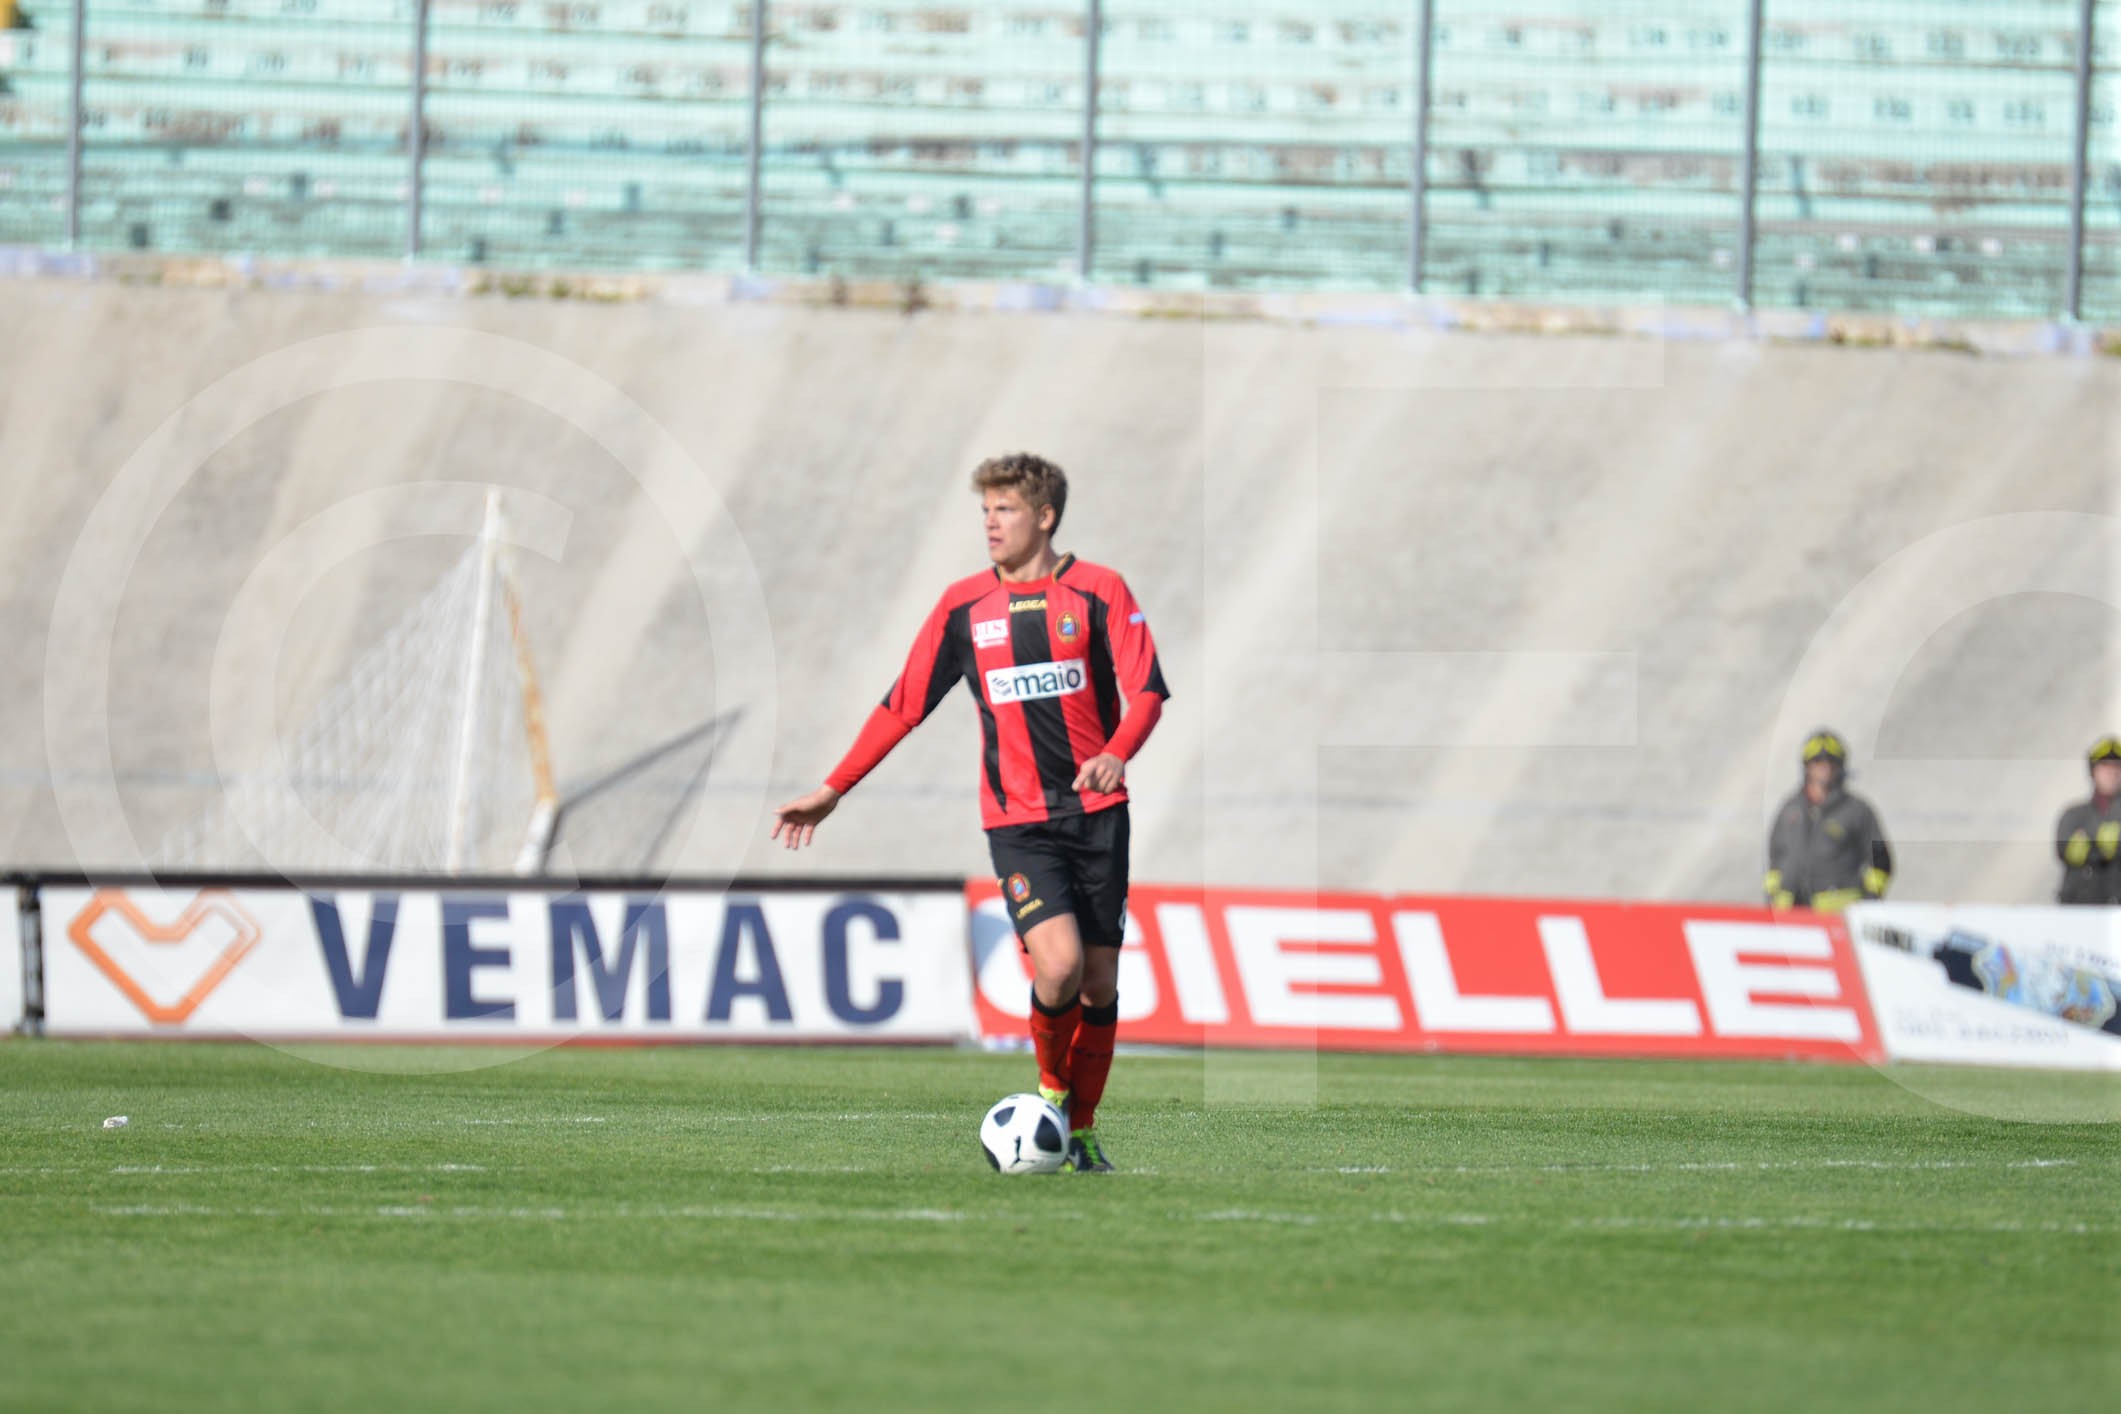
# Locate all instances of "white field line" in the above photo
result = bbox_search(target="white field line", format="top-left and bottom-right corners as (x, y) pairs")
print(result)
(107, 1163), (490, 1175)
(85, 1168), (1168, 1180)
(7, 1156), (2090, 1180)
(1569, 1215), (2113, 1234)
(448, 1112), (956, 1126)
(1319, 1158), (2084, 1176)
(79, 1203), (2118, 1235)
(88, 1202), (986, 1223)
(689, 1113), (960, 1123)
(1, 1163), (498, 1176)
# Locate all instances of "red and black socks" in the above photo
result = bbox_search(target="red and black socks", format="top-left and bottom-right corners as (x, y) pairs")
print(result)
(1028, 987), (1081, 1097)
(1066, 997), (1119, 1133)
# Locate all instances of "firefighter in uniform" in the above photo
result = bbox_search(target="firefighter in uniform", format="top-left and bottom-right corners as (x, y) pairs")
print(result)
(1764, 728), (1893, 913)
(2054, 734), (2121, 906)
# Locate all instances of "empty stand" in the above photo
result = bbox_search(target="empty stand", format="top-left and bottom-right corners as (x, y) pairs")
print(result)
(1752, 0), (2087, 318)
(753, 4), (1084, 282)
(0, 0), (2115, 316)
(2085, 0), (2121, 320)
(0, 1), (76, 246)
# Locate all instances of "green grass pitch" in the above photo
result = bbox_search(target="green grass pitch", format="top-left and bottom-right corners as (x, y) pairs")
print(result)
(2, 1041), (2113, 1412)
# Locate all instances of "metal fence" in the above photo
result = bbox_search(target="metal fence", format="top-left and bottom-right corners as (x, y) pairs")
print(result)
(0, 1), (2115, 319)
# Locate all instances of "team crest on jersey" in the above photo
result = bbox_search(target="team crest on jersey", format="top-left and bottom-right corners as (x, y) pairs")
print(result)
(1007, 873), (1031, 902)
(1057, 612), (1080, 643)
(973, 618), (1010, 649)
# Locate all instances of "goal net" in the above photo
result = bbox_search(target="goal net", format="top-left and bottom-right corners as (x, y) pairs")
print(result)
(158, 492), (559, 877)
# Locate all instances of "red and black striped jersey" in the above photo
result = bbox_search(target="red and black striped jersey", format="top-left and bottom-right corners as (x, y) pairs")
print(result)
(827, 553), (1169, 830)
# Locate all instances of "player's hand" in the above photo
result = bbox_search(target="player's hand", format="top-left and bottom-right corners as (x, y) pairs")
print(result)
(1073, 753), (1124, 794)
(771, 786), (841, 850)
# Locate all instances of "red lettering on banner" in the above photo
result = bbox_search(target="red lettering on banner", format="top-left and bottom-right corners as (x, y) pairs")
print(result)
(964, 882), (1880, 1063)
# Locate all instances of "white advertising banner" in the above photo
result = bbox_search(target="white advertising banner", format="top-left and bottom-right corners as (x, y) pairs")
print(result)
(1846, 903), (2121, 1071)
(40, 885), (975, 1042)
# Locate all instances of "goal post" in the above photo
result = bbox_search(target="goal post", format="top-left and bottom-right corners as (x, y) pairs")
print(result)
(159, 489), (560, 878)
(497, 501), (561, 876)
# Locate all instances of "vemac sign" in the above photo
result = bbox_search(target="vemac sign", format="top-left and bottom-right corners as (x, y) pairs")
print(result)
(969, 882), (1881, 1062)
(42, 885), (973, 1041)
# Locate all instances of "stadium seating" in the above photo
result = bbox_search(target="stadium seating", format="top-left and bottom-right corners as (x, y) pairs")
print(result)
(0, 1), (70, 246)
(0, 0), (2115, 317)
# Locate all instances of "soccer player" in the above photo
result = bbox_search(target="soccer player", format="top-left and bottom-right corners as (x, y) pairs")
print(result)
(771, 453), (1169, 1173)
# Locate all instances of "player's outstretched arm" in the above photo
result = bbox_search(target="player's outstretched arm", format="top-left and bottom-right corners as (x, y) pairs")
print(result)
(771, 785), (842, 850)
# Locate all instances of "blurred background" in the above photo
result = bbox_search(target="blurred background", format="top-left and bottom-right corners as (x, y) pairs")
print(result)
(0, 1), (2116, 904)
(2, 0), (2117, 314)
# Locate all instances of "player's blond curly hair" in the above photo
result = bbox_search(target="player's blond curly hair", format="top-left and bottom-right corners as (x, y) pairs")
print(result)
(972, 452), (1068, 533)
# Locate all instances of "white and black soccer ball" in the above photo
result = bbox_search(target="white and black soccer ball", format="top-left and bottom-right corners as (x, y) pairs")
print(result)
(979, 1093), (1069, 1174)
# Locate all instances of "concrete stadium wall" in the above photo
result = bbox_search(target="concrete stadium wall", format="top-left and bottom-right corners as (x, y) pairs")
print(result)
(1, 273), (2116, 905)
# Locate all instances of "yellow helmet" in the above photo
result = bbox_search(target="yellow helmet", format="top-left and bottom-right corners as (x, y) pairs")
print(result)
(1801, 729), (1848, 767)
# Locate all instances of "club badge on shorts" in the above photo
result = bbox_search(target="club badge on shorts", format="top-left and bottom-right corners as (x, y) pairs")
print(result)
(1007, 873), (1031, 903)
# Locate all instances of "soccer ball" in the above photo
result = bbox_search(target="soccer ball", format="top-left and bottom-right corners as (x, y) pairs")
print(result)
(979, 1093), (1069, 1174)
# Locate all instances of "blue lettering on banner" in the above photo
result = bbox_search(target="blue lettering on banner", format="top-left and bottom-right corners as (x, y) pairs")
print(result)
(310, 893), (399, 1020)
(550, 897), (672, 1022)
(823, 898), (904, 1026)
(443, 897), (515, 1020)
(706, 901), (793, 1023)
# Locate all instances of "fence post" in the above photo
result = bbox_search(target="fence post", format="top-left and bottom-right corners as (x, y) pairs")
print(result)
(1736, 0), (1766, 309)
(16, 881), (44, 1036)
(2065, 0), (2095, 321)
(743, 0), (765, 272)
(406, 0), (429, 259)
(1077, 0), (1101, 282)
(1408, 0), (1434, 293)
(64, 0), (84, 249)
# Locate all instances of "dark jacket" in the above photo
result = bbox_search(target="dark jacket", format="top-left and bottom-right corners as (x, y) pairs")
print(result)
(2054, 793), (2121, 905)
(1765, 786), (1893, 913)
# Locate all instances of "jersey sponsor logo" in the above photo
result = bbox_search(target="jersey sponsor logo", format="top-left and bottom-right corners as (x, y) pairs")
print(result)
(1009, 597), (1048, 612)
(1057, 612), (1080, 643)
(973, 618), (1010, 648)
(985, 658), (1087, 704)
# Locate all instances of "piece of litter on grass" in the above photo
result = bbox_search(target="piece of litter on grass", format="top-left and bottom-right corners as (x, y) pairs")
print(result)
(102, 1116), (129, 1130)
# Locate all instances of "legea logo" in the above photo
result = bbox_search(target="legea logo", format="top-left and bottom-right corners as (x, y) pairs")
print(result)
(985, 659), (1087, 704)
(67, 889), (263, 1025)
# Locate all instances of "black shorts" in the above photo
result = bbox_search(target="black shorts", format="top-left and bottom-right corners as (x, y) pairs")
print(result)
(987, 803), (1130, 950)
